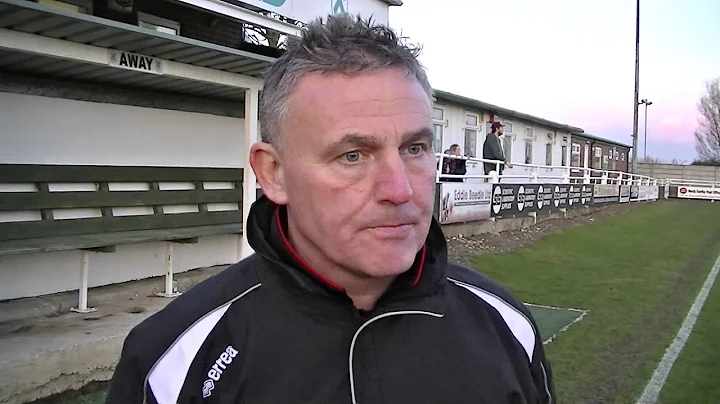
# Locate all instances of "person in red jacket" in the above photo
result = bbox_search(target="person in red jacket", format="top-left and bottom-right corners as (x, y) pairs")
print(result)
(105, 14), (554, 404)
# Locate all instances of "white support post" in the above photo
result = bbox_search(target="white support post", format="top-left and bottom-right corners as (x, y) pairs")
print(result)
(156, 242), (181, 298)
(601, 172), (608, 184)
(241, 87), (259, 260)
(529, 211), (537, 225)
(70, 251), (97, 313)
(583, 169), (590, 184)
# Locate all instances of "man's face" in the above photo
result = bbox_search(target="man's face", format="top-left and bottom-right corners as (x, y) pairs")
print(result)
(451, 146), (460, 156)
(269, 68), (436, 279)
(497, 126), (504, 136)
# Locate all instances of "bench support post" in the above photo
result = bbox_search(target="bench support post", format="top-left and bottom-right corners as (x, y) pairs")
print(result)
(156, 242), (181, 298)
(70, 251), (97, 313)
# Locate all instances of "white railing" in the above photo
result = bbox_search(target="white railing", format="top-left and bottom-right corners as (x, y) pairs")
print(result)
(661, 178), (720, 188)
(436, 153), (658, 186)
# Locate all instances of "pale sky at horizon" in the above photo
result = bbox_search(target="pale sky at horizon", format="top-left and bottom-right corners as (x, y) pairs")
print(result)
(388, 0), (720, 162)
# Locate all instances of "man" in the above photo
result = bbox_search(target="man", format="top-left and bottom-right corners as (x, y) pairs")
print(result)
(106, 14), (554, 404)
(441, 144), (466, 182)
(483, 121), (513, 176)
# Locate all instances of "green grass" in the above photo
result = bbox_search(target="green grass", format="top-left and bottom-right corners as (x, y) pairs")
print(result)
(471, 200), (720, 404)
(659, 256), (720, 403)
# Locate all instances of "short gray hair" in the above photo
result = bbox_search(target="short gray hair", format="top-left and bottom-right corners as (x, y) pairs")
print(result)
(258, 13), (433, 148)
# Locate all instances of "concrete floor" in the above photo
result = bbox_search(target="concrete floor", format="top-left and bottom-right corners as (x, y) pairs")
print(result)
(0, 265), (226, 404)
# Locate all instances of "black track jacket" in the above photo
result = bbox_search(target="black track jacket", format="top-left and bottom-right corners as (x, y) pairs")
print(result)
(106, 195), (555, 404)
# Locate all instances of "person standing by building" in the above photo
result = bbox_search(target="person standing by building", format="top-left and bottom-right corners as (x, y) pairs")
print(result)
(483, 121), (513, 177)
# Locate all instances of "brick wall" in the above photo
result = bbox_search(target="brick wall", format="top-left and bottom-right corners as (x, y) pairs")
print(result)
(572, 138), (630, 172)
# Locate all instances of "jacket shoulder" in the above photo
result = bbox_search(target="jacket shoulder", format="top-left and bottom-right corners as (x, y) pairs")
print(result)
(119, 256), (263, 376)
(446, 263), (534, 323)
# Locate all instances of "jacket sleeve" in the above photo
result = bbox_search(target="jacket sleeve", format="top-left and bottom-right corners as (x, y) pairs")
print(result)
(105, 328), (153, 404)
(529, 321), (556, 404)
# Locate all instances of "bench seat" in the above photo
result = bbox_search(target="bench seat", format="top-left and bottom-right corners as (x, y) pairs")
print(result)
(0, 223), (242, 256)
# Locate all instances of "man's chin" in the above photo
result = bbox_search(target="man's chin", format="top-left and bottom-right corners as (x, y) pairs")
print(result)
(350, 247), (422, 278)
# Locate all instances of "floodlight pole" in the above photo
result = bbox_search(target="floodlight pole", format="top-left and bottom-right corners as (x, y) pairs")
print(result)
(631, 0), (640, 173)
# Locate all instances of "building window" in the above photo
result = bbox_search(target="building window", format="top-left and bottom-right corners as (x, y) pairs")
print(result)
(464, 129), (477, 158)
(524, 139), (533, 164)
(503, 135), (513, 163)
(504, 122), (514, 134)
(562, 145), (568, 166)
(432, 124), (443, 154)
(602, 155), (609, 170)
(431, 107), (444, 153)
(432, 107), (444, 121)
(464, 113), (480, 158)
(465, 113), (479, 127)
(546, 143), (553, 166)
(611, 147), (618, 170)
(138, 12), (181, 35)
(571, 143), (581, 167)
(38, 0), (92, 13)
(594, 147), (602, 169)
(621, 152), (625, 161)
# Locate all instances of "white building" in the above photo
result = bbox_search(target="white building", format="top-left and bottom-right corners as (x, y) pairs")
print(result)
(0, 0), (399, 302)
(433, 90), (583, 183)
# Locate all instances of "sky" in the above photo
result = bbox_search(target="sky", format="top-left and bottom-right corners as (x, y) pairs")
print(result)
(388, 0), (720, 163)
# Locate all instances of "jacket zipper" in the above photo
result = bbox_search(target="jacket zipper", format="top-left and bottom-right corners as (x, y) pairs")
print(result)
(348, 310), (444, 404)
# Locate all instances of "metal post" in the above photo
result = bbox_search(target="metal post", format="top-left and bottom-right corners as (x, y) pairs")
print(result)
(71, 251), (97, 313)
(631, 0), (641, 173)
(643, 102), (648, 159)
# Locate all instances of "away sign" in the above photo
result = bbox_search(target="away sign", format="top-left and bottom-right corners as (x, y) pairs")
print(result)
(108, 50), (163, 75)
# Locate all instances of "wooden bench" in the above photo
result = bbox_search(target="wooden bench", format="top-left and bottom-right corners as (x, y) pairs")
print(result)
(0, 163), (245, 312)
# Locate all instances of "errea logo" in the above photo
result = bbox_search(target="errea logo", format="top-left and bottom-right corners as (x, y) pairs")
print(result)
(203, 346), (238, 398)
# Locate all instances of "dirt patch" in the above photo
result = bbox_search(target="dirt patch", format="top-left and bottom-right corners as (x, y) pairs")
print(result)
(446, 203), (640, 267)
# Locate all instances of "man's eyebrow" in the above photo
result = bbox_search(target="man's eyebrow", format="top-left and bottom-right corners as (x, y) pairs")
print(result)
(323, 134), (383, 156)
(400, 127), (434, 146)
(322, 128), (434, 158)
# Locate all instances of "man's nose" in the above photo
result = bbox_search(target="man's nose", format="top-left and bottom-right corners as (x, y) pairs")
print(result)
(374, 154), (413, 205)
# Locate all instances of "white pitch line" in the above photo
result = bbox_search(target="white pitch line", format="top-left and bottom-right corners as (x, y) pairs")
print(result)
(542, 310), (588, 345)
(636, 251), (720, 404)
(525, 302), (586, 313)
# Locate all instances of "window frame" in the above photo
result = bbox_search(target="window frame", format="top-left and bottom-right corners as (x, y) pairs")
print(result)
(524, 139), (533, 164)
(545, 142), (553, 166)
(431, 107), (445, 153)
(463, 112), (480, 158)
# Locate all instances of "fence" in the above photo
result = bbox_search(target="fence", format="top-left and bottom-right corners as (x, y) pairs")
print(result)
(434, 153), (662, 225)
(638, 163), (720, 184)
(661, 178), (720, 201)
(436, 154), (657, 185)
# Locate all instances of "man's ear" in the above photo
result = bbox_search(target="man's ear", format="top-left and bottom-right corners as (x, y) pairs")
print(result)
(249, 142), (288, 205)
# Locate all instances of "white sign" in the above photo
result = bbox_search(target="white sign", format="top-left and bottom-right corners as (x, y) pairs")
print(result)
(439, 182), (492, 224)
(677, 186), (720, 200)
(108, 50), (163, 75)
(236, 0), (391, 25)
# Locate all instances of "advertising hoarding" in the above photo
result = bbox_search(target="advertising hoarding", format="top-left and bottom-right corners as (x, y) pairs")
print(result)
(438, 182), (492, 224)
(676, 186), (720, 201)
(490, 183), (591, 219)
(592, 184), (620, 205)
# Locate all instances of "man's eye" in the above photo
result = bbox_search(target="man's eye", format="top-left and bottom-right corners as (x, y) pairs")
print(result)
(342, 151), (361, 163)
(408, 144), (425, 155)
